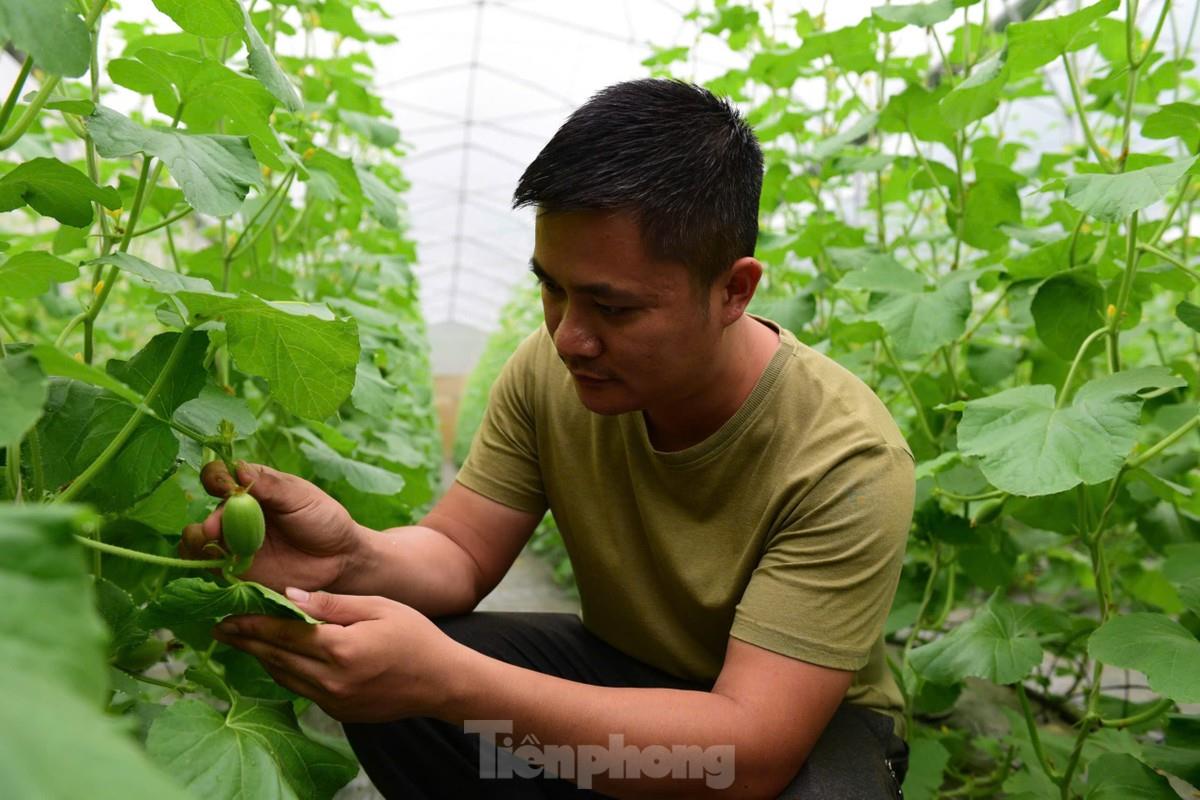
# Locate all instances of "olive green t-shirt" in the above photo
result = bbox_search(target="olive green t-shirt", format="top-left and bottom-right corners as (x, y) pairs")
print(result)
(456, 316), (915, 739)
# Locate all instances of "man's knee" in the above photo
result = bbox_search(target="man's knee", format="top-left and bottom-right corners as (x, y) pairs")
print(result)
(431, 611), (580, 669)
(776, 705), (906, 800)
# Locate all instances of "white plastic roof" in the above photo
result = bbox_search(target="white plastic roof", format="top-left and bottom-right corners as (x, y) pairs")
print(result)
(372, 1), (705, 348)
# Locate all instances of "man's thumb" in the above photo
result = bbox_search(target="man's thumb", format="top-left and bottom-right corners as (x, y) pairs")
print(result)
(285, 587), (381, 625)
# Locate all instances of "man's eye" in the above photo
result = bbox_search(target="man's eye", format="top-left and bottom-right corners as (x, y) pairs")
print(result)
(596, 303), (629, 316)
(540, 281), (564, 294)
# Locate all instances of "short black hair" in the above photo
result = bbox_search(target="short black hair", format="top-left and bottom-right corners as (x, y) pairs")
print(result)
(512, 78), (763, 287)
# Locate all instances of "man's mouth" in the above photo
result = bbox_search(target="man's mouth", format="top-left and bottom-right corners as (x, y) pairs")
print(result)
(571, 371), (613, 384)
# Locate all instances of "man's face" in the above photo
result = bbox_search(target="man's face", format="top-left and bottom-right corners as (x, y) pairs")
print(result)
(532, 209), (723, 415)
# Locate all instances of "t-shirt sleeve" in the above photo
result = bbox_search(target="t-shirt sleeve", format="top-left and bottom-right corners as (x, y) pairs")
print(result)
(730, 443), (915, 671)
(454, 330), (548, 515)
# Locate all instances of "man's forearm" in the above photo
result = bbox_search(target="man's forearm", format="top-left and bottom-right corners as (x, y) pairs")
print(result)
(433, 646), (783, 799)
(327, 523), (480, 617)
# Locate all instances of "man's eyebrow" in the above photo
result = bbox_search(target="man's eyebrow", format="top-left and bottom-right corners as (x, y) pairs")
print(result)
(528, 256), (646, 303)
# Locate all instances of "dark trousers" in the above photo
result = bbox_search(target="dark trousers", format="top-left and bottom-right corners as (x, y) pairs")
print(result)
(343, 612), (908, 799)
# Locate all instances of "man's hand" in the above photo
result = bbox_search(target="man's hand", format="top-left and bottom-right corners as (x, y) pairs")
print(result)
(211, 590), (465, 723)
(179, 461), (362, 593)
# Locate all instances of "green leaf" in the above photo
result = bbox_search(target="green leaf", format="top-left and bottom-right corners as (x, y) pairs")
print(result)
(125, 476), (191, 537)
(909, 591), (1045, 685)
(0, 157), (121, 227)
(0, 251), (80, 298)
(879, 84), (955, 146)
(93, 576), (150, 662)
(0, 505), (108, 705)
(305, 148), (362, 204)
(88, 106), (263, 217)
(241, 5), (301, 111)
(1142, 716), (1200, 786)
(146, 695), (358, 799)
(873, 0), (954, 28)
(1006, 0), (1119, 74)
(1063, 156), (1198, 223)
(300, 441), (406, 495)
(36, 381), (180, 512)
(1084, 753), (1177, 799)
(0, 0), (91, 77)
(90, 253), (215, 295)
(1143, 102), (1200, 152)
(340, 110), (400, 148)
(901, 735), (950, 799)
(836, 252), (926, 293)
(749, 293), (816, 337)
(810, 113), (879, 161)
(173, 384), (258, 440)
(956, 368), (1186, 496)
(833, 257), (992, 360)
(151, 0), (243, 37)
(27, 345), (144, 407)
(44, 98), (95, 115)
(0, 667), (194, 800)
(1177, 300), (1200, 333)
(106, 331), (208, 417)
(180, 292), (360, 420)
(356, 164), (400, 229)
(796, 18), (878, 73)
(953, 163), (1023, 250)
(938, 53), (1007, 129)
(142, 577), (319, 632)
(1032, 270), (1106, 360)
(0, 355), (47, 443)
(1087, 613), (1200, 703)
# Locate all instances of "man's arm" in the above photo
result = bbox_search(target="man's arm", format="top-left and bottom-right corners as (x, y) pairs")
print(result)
(435, 634), (853, 799)
(329, 481), (543, 617)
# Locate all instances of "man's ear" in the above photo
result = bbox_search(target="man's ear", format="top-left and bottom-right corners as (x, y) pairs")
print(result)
(717, 257), (764, 326)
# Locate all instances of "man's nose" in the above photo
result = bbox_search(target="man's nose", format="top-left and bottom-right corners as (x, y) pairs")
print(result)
(553, 304), (602, 360)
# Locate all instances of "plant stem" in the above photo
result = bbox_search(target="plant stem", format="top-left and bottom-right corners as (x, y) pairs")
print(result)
(1061, 54), (1114, 172)
(76, 153), (157, 361)
(121, 669), (196, 694)
(229, 168), (296, 261)
(1137, 242), (1199, 281)
(941, 346), (962, 399)
(6, 439), (22, 502)
(0, 73), (62, 151)
(26, 428), (45, 501)
(934, 487), (1005, 502)
(0, 0), (107, 150)
(1017, 683), (1062, 783)
(902, 543), (942, 736)
(1127, 414), (1200, 469)
(73, 533), (226, 570)
(906, 128), (955, 211)
(1107, 211), (1140, 373)
(1057, 326), (1109, 409)
(1058, 674), (1102, 798)
(882, 338), (937, 442)
(1098, 696), (1174, 728)
(0, 55), (33, 134)
(55, 327), (195, 504)
(130, 206), (193, 239)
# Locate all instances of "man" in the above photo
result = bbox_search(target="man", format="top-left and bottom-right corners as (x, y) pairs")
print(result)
(185, 78), (915, 798)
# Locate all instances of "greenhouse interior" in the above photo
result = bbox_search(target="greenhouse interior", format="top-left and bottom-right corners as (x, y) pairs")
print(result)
(3, 0), (1200, 797)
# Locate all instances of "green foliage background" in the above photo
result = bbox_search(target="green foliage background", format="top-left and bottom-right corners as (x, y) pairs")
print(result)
(1, 1), (440, 796)
(455, 0), (1200, 797)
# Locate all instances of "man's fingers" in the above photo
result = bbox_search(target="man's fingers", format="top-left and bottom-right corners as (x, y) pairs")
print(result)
(234, 461), (319, 515)
(200, 461), (238, 498)
(179, 523), (210, 559)
(214, 615), (331, 662)
(201, 505), (224, 539)
(290, 589), (388, 626)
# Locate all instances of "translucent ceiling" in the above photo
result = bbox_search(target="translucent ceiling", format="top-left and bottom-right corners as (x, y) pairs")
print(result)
(370, 1), (705, 344)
